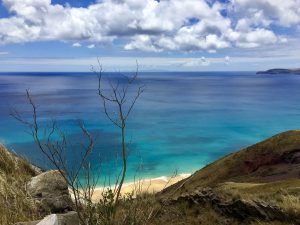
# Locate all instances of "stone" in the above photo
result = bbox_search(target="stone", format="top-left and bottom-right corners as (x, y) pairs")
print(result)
(14, 221), (41, 225)
(37, 215), (58, 225)
(167, 188), (293, 223)
(56, 211), (80, 225)
(218, 199), (288, 221)
(27, 170), (73, 215)
(14, 212), (79, 225)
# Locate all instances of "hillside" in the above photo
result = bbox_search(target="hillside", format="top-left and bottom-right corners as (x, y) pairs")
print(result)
(0, 145), (42, 225)
(160, 130), (300, 198)
(154, 131), (300, 224)
(1, 131), (300, 225)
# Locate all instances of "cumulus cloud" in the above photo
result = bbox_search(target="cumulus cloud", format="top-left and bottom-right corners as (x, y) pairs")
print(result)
(0, 0), (299, 52)
(72, 42), (81, 47)
(87, 44), (95, 49)
(231, 0), (300, 27)
(234, 28), (278, 48)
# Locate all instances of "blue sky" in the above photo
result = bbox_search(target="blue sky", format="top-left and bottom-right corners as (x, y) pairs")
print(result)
(0, 0), (300, 72)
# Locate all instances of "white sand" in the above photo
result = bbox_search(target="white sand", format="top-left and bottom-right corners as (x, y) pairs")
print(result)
(92, 173), (191, 201)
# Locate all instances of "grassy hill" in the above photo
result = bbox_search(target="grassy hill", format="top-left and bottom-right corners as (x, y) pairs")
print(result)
(160, 130), (300, 198)
(0, 145), (41, 225)
(156, 130), (300, 225)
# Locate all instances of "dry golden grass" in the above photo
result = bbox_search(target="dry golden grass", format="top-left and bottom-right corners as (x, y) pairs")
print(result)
(215, 179), (300, 220)
(0, 145), (40, 225)
(147, 202), (240, 225)
(277, 193), (300, 219)
(161, 130), (300, 198)
(113, 193), (161, 225)
(250, 221), (294, 225)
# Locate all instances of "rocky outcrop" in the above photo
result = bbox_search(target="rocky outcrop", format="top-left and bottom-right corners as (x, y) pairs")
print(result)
(14, 212), (79, 225)
(14, 221), (41, 225)
(37, 211), (79, 225)
(165, 188), (297, 223)
(36, 215), (58, 225)
(56, 212), (79, 225)
(27, 170), (73, 215)
(218, 199), (289, 221)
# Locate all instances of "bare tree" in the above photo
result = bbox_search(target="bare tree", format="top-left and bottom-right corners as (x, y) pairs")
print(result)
(11, 90), (100, 225)
(91, 59), (145, 204)
(12, 61), (144, 224)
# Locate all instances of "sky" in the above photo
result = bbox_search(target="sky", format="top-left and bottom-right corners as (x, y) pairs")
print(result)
(0, 0), (300, 72)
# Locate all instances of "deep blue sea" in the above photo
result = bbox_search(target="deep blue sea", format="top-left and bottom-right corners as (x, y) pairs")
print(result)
(1, 72), (300, 183)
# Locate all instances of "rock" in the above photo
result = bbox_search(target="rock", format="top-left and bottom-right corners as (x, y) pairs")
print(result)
(14, 221), (41, 225)
(37, 215), (58, 225)
(15, 212), (79, 225)
(218, 199), (288, 221)
(167, 188), (293, 223)
(37, 212), (79, 225)
(56, 211), (79, 225)
(27, 170), (73, 215)
(29, 164), (44, 176)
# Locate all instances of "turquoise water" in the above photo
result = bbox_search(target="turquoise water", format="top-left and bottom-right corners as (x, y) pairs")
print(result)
(1, 72), (300, 183)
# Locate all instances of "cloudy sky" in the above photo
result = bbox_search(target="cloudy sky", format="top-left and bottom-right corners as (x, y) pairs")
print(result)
(0, 0), (300, 71)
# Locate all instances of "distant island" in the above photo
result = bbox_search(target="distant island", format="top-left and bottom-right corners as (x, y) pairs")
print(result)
(257, 68), (300, 75)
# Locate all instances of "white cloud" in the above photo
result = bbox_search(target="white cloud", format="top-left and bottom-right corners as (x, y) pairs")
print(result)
(72, 42), (81, 47)
(125, 35), (161, 52)
(0, 56), (238, 70)
(0, 52), (9, 55)
(1, 54), (300, 72)
(225, 56), (230, 64)
(231, 0), (300, 27)
(87, 44), (95, 49)
(0, 0), (299, 52)
(234, 28), (278, 48)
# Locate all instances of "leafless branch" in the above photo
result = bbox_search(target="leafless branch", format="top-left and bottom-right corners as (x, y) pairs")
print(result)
(11, 90), (100, 225)
(94, 59), (144, 205)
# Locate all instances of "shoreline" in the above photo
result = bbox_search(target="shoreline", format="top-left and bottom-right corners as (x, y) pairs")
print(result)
(92, 173), (191, 201)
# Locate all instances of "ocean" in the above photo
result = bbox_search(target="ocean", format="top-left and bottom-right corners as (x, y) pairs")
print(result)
(1, 72), (300, 184)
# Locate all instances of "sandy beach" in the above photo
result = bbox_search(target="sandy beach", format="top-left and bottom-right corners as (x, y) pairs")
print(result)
(92, 173), (191, 201)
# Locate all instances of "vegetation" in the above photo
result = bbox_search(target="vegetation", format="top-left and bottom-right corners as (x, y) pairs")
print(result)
(161, 130), (300, 198)
(11, 90), (97, 225)
(216, 180), (300, 220)
(1, 129), (300, 224)
(0, 145), (40, 225)
(10, 62), (145, 225)
(93, 59), (145, 204)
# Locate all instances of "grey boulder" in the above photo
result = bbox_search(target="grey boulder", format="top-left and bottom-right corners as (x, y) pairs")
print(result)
(37, 212), (79, 225)
(27, 170), (73, 215)
(14, 212), (79, 225)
